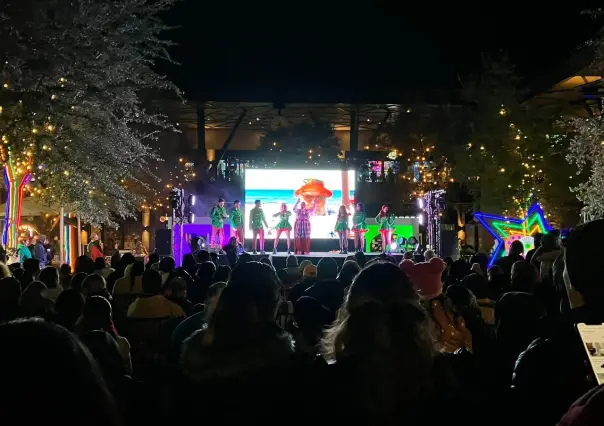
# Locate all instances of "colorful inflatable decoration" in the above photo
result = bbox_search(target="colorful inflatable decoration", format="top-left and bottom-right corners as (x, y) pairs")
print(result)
(474, 203), (552, 268)
(293, 179), (333, 215)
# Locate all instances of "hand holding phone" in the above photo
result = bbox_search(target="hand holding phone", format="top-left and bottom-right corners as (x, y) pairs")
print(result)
(577, 323), (604, 384)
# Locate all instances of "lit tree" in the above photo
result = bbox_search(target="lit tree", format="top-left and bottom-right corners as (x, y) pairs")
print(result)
(0, 0), (181, 242)
(380, 105), (463, 197)
(566, 115), (604, 219)
(454, 57), (575, 225)
(565, 17), (604, 220)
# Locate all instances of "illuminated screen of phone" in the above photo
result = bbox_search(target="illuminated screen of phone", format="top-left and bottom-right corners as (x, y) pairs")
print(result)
(577, 323), (604, 385)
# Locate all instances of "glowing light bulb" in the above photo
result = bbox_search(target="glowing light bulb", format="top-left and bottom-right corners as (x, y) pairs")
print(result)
(32, 128), (38, 134)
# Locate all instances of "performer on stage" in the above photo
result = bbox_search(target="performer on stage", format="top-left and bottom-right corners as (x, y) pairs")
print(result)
(229, 199), (244, 247)
(376, 204), (395, 254)
(210, 198), (229, 252)
(272, 203), (292, 254)
(352, 202), (368, 252)
(293, 198), (316, 255)
(249, 199), (268, 254)
(335, 205), (350, 254)
(88, 233), (104, 261)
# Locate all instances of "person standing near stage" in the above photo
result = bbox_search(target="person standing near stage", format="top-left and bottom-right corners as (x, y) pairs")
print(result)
(18, 237), (33, 264)
(352, 202), (368, 253)
(249, 200), (268, 254)
(335, 205), (350, 255)
(210, 198), (229, 253)
(229, 200), (244, 247)
(293, 198), (316, 255)
(376, 204), (395, 254)
(33, 235), (49, 266)
(88, 233), (104, 261)
(272, 203), (292, 255)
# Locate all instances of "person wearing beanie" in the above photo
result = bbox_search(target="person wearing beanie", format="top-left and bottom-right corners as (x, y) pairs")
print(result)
(303, 264), (317, 278)
(401, 257), (471, 353)
(288, 264), (318, 304)
(400, 257), (446, 300)
(299, 260), (312, 273)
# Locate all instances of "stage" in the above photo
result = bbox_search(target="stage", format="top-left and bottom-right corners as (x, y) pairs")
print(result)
(239, 252), (406, 269)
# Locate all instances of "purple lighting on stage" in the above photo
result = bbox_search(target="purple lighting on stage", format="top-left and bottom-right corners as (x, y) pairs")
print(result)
(173, 223), (232, 266)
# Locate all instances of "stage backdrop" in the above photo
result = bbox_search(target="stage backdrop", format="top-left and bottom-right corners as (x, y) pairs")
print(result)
(244, 169), (355, 239)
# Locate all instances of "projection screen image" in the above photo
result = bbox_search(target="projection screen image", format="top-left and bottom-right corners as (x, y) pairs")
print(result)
(244, 169), (356, 239)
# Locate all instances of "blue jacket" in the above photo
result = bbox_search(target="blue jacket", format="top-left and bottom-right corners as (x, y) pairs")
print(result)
(33, 241), (47, 265)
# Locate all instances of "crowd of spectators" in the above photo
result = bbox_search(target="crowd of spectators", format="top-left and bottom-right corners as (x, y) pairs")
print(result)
(1, 221), (604, 426)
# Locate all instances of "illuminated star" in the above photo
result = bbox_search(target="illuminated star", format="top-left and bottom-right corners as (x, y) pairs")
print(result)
(474, 203), (552, 268)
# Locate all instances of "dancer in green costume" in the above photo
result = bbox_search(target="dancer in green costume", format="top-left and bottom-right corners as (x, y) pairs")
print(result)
(352, 202), (368, 252)
(272, 203), (292, 254)
(376, 204), (395, 254)
(334, 205), (350, 254)
(249, 199), (268, 254)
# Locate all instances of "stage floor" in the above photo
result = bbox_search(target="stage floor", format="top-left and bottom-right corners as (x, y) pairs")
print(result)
(244, 252), (404, 269)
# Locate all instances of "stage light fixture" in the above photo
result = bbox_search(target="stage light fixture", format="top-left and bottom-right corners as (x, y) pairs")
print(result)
(169, 188), (181, 209)
(418, 198), (424, 209)
(187, 194), (196, 206)
(418, 213), (424, 225)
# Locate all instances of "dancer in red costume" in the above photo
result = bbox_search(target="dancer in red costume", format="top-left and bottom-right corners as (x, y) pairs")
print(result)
(293, 199), (316, 255)
(88, 233), (104, 261)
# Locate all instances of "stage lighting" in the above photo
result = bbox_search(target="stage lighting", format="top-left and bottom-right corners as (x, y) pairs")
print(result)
(390, 242), (398, 251)
(188, 213), (195, 224)
(169, 188), (181, 209)
(418, 213), (424, 225)
(187, 194), (196, 206)
(418, 198), (424, 209)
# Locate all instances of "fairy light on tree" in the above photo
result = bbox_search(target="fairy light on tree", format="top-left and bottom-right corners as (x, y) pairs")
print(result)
(0, 0), (181, 235)
(453, 57), (574, 225)
(565, 17), (604, 221)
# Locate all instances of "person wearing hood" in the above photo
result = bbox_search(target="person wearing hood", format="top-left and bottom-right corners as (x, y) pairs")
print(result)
(112, 261), (144, 312)
(113, 261), (144, 295)
(33, 235), (49, 266)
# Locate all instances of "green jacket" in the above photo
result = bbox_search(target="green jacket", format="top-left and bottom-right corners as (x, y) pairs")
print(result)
(249, 207), (268, 230)
(352, 212), (368, 230)
(376, 213), (395, 230)
(18, 243), (32, 264)
(211, 206), (228, 227)
(230, 208), (243, 229)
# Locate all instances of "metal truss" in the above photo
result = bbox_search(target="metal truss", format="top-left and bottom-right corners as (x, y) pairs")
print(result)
(159, 101), (404, 131)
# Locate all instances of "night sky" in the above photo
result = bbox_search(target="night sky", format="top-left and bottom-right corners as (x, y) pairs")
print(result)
(163, 2), (603, 102)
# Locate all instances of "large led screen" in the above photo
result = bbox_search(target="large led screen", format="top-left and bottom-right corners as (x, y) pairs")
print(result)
(244, 169), (356, 239)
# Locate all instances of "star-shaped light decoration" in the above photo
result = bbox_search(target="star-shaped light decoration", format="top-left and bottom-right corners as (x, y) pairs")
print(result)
(474, 203), (553, 268)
